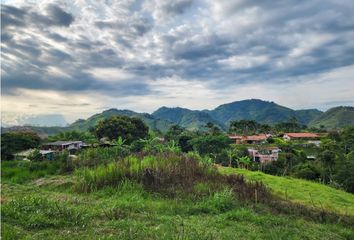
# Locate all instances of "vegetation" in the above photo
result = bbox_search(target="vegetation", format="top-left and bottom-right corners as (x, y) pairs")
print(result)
(1, 131), (41, 160)
(93, 115), (149, 143)
(220, 167), (354, 215)
(309, 106), (354, 129)
(2, 112), (354, 239)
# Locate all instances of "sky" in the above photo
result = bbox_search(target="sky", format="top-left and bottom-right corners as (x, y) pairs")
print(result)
(1, 0), (354, 123)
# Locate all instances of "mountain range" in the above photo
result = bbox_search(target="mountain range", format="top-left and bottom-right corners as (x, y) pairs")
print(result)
(2, 99), (354, 136)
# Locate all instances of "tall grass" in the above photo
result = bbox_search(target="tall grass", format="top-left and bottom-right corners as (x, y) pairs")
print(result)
(1, 161), (63, 184)
(74, 153), (215, 194)
(75, 146), (129, 168)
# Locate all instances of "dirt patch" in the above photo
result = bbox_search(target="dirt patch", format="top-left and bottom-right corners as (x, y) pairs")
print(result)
(33, 177), (74, 188)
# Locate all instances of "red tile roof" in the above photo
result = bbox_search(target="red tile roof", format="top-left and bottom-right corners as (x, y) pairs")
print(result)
(285, 133), (319, 138)
(244, 134), (268, 141)
(228, 135), (243, 139)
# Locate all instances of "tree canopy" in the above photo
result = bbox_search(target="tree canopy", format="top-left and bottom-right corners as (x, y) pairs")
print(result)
(1, 131), (41, 160)
(93, 116), (149, 143)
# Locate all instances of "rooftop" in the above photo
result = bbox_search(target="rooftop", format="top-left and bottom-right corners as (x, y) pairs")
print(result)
(285, 133), (319, 138)
(43, 141), (83, 146)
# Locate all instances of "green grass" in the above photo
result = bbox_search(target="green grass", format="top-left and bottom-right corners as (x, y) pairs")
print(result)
(2, 179), (353, 240)
(1, 161), (63, 184)
(219, 167), (354, 216)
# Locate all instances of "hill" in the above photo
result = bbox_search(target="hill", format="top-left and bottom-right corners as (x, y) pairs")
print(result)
(309, 106), (354, 129)
(209, 99), (322, 126)
(153, 99), (323, 130)
(219, 167), (354, 215)
(5, 99), (354, 134)
(70, 108), (174, 133)
(153, 107), (224, 131)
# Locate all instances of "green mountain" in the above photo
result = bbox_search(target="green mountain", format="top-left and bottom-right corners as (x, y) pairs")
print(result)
(152, 107), (224, 131)
(153, 99), (323, 130)
(309, 106), (354, 129)
(5, 100), (353, 135)
(70, 109), (174, 133)
(208, 99), (299, 126)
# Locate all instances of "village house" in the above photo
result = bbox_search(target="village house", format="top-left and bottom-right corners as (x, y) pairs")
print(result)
(283, 132), (320, 141)
(228, 134), (270, 144)
(15, 149), (55, 161)
(248, 147), (281, 163)
(228, 135), (243, 144)
(41, 141), (84, 154)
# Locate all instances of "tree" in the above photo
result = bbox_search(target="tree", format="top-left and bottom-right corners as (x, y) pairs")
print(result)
(165, 125), (184, 141)
(93, 116), (148, 144)
(275, 118), (302, 132)
(225, 148), (237, 167)
(1, 131), (41, 160)
(237, 156), (251, 169)
(205, 122), (221, 135)
(189, 135), (231, 156)
(178, 134), (194, 152)
(292, 163), (321, 181)
(229, 120), (260, 135)
(334, 161), (354, 193)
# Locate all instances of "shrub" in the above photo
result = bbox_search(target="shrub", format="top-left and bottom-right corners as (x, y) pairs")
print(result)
(292, 163), (321, 181)
(192, 188), (236, 214)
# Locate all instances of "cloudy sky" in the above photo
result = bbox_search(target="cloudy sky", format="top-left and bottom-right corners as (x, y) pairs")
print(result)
(1, 0), (354, 122)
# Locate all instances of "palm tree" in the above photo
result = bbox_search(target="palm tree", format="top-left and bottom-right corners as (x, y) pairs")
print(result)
(237, 156), (251, 169)
(225, 148), (236, 167)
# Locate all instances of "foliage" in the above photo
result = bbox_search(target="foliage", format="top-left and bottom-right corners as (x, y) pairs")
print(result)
(237, 156), (252, 169)
(1, 131), (41, 160)
(229, 120), (261, 135)
(189, 135), (231, 156)
(28, 149), (43, 162)
(93, 115), (149, 143)
(334, 161), (354, 193)
(1, 161), (63, 184)
(309, 106), (354, 129)
(274, 117), (304, 132)
(292, 163), (321, 181)
(220, 167), (354, 216)
(47, 130), (98, 144)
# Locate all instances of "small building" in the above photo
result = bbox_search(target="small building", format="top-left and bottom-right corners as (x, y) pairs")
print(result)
(15, 149), (55, 161)
(283, 133), (320, 141)
(228, 135), (243, 144)
(42, 141), (84, 153)
(248, 147), (280, 163)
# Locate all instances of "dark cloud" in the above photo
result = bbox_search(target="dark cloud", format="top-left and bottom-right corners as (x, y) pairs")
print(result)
(1, 4), (74, 29)
(1, 0), (354, 100)
(1, 5), (27, 28)
(162, 0), (193, 15)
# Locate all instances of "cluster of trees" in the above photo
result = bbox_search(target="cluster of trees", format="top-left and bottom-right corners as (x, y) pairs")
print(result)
(229, 118), (308, 135)
(1, 132), (41, 160)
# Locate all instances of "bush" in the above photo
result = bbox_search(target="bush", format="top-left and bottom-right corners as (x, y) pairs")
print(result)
(189, 135), (231, 156)
(192, 188), (236, 214)
(334, 161), (354, 193)
(292, 163), (321, 181)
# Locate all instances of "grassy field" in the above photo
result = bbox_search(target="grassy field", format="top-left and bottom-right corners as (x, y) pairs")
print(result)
(2, 157), (354, 239)
(2, 178), (354, 240)
(219, 167), (354, 216)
